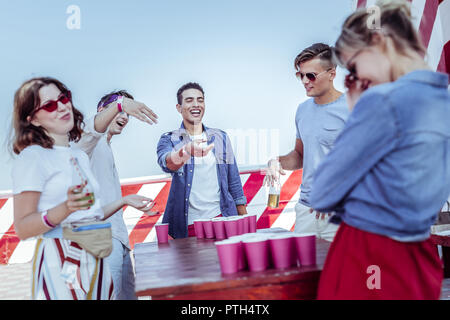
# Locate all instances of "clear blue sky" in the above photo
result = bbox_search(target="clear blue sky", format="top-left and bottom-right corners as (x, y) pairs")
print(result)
(0, 0), (353, 191)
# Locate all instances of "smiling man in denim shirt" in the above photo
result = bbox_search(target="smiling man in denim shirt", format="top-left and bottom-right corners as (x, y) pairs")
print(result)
(157, 82), (247, 238)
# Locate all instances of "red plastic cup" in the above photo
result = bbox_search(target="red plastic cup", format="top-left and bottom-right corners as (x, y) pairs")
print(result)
(155, 223), (169, 244)
(248, 214), (257, 233)
(212, 218), (226, 240)
(294, 233), (316, 266)
(215, 239), (240, 274)
(202, 219), (214, 239)
(243, 236), (270, 272)
(224, 218), (239, 238)
(269, 234), (297, 269)
(193, 220), (205, 239)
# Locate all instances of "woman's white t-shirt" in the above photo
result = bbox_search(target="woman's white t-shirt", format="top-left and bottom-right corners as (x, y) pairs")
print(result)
(12, 145), (104, 226)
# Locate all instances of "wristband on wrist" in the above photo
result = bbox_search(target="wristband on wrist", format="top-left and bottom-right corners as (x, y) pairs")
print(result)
(117, 96), (124, 113)
(41, 211), (56, 229)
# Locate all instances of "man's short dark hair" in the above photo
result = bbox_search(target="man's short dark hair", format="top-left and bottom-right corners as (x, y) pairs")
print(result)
(294, 43), (336, 70)
(97, 90), (134, 111)
(176, 82), (204, 105)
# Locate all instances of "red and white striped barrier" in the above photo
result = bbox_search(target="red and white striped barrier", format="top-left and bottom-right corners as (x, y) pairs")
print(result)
(0, 169), (302, 264)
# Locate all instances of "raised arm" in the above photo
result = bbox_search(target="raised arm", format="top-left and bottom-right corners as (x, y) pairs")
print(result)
(94, 97), (158, 133)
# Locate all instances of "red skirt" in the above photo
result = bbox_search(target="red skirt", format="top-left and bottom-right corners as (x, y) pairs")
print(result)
(317, 222), (443, 300)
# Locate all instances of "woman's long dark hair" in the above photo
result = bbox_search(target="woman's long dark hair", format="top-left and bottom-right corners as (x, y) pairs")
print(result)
(12, 77), (84, 154)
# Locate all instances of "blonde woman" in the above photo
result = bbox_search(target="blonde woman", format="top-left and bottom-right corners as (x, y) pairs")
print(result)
(310, 0), (450, 299)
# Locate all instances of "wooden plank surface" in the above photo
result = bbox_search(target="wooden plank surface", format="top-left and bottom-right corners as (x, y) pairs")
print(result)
(134, 236), (330, 299)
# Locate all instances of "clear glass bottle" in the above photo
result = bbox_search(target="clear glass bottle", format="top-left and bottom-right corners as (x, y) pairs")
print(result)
(70, 156), (95, 207)
(267, 161), (281, 208)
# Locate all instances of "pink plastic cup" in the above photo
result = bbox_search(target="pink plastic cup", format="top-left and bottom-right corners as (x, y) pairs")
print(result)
(193, 220), (205, 239)
(294, 233), (316, 266)
(212, 218), (226, 240)
(202, 219), (214, 239)
(231, 234), (255, 271)
(155, 223), (169, 244)
(269, 234), (297, 269)
(243, 216), (250, 234)
(237, 217), (244, 235)
(224, 218), (239, 238)
(243, 236), (270, 272)
(236, 240), (247, 270)
(248, 214), (257, 233)
(215, 239), (240, 274)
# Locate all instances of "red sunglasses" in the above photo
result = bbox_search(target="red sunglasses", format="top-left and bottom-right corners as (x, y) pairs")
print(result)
(31, 91), (72, 116)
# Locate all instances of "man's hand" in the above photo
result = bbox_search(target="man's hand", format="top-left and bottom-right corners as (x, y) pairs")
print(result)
(167, 140), (214, 170)
(184, 140), (214, 157)
(309, 208), (331, 220)
(237, 204), (247, 216)
(122, 97), (159, 125)
(263, 158), (286, 187)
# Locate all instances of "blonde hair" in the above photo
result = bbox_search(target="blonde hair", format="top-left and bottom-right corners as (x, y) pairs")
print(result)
(334, 0), (426, 66)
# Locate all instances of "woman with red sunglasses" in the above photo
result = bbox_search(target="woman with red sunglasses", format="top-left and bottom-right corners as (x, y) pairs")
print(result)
(309, 0), (450, 299)
(10, 77), (153, 300)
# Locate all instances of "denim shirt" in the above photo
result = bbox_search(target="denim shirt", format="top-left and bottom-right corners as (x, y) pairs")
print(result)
(157, 122), (247, 238)
(309, 70), (450, 242)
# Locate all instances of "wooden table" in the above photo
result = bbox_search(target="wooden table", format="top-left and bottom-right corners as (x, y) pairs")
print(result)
(134, 236), (330, 300)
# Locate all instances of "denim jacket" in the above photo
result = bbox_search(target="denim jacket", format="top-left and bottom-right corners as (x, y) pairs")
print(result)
(310, 70), (450, 242)
(157, 122), (247, 238)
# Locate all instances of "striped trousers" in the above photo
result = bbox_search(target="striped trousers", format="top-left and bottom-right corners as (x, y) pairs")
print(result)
(31, 238), (114, 300)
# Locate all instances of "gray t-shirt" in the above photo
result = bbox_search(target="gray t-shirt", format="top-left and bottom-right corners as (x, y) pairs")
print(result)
(295, 94), (349, 206)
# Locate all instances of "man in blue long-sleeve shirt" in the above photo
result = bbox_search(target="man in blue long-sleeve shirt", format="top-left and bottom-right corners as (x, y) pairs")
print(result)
(157, 82), (247, 238)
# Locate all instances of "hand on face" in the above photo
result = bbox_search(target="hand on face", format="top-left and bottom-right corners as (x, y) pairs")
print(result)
(345, 75), (371, 110)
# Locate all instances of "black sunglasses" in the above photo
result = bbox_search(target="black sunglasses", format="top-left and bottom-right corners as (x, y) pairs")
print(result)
(296, 68), (332, 82)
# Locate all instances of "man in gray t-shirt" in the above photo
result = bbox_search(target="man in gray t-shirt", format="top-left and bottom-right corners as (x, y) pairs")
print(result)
(266, 43), (349, 241)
